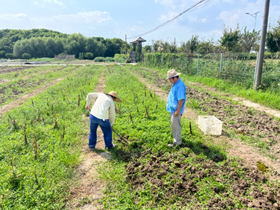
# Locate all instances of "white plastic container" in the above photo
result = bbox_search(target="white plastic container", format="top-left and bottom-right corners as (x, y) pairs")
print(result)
(198, 116), (222, 135)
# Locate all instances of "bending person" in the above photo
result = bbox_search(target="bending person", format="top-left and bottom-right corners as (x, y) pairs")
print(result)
(85, 91), (122, 150)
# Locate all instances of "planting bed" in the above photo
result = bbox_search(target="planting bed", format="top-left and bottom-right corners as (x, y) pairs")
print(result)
(131, 66), (280, 158)
(1, 63), (280, 209)
(0, 65), (102, 209)
(0, 65), (78, 106)
(0, 66), (34, 75)
(125, 149), (279, 209)
(98, 65), (280, 210)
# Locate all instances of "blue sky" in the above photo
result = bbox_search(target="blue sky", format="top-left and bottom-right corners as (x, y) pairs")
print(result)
(0, 0), (280, 46)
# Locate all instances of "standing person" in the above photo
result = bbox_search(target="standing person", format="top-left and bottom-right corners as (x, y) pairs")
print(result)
(166, 69), (186, 147)
(85, 91), (122, 151)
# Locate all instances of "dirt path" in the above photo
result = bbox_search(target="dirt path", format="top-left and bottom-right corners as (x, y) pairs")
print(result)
(233, 97), (280, 118)
(66, 72), (111, 210)
(189, 81), (280, 118)
(137, 76), (280, 178)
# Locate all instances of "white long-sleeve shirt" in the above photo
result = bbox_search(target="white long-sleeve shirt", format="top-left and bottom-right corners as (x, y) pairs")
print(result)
(86, 93), (116, 125)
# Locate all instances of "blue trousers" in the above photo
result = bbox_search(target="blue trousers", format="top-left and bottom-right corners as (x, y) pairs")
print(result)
(89, 114), (113, 149)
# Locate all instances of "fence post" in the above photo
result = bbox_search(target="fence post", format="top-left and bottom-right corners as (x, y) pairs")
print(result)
(219, 53), (223, 79)
(253, 52), (259, 88)
(197, 54), (200, 76)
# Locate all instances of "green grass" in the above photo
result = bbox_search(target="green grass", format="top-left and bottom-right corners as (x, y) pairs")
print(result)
(0, 65), (102, 209)
(0, 65), (78, 106)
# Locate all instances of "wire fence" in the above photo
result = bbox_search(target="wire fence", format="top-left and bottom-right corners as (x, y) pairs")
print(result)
(143, 53), (280, 92)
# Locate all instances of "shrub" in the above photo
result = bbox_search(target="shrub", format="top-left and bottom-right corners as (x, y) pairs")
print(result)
(264, 52), (272, 59)
(85, 52), (94, 60)
(248, 53), (257, 60)
(5, 53), (14, 59)
(22, 53), (31, 59)
(236, 52), (248, 60)
(94, 57), (105, 62)
(114, 54), (127, 63)
(79, 52), (84, 59)
(126, 58), (132, 63)
(104, 57), (115, 62)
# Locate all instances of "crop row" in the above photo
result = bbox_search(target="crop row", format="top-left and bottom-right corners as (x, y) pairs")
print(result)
(127, 65), (280, 159)
(0, 66), (57, 80)
(97, 65), (280, 209)
(0, 66), (36, 77)
(0, 65), (102, 209)
(0, 65), (79, 106)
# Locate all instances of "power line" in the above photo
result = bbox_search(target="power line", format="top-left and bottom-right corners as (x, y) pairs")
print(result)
(128, 0), (214, 40)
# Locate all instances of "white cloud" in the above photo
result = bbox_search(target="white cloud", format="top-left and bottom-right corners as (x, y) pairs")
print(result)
(217, 9), (241, 27)
(0, 13), (30, 22)
(158, 12), (178, 22)
(32, 0), (66, 8)
(154, 0), (186, 10)
(201, 18), (207, 23)
(0, 11), (113, 35)
(34, 11), (112, 25)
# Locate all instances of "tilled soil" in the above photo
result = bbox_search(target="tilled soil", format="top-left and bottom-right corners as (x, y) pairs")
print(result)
(125, 149), (280, 209)
(187, 87), (280, 157)
(138, 70), (280, 159)
(0, 66), (34, 75)
(120, 69), (280, 209)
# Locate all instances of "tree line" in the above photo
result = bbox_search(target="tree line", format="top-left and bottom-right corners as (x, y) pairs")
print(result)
(142, 20), (280, 56)
(1, 19), (280, 60)
(0, 29), (130, 59)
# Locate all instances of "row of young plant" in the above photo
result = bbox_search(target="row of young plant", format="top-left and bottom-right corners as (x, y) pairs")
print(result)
(99, 65), (280, 209)
(0, 66), (58, 81)
(0, 65), (80, 106)
(139, 60), (280, 111)
(0, 65), (102, 209)
(126, 65), (280, 157)
(143, 53), (280, 94)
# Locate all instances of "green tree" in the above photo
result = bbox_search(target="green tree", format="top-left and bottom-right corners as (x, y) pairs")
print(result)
(85, 37), (106, 58)
(84, 52), (94, 59)
(266, 19), (280, 53)
(187, 35), (199, 54)
(219, 25), (241, 52)
(5, 53), (14, 59)
(22, 53), (31, 59)
(13, 39), (31, 58)
(197, 39), (216, 54)
(151, 40), (161, 52)
(104, 38), (124, 57)
(143, 45), (152, 53)
(239, 27), (261, 52)
(45, 37), (56, 57)
(54, 38), (64, 55)
(64, 33), (86, 58)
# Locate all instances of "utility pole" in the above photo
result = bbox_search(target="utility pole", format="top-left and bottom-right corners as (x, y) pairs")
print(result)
(254, 0), (270, 90)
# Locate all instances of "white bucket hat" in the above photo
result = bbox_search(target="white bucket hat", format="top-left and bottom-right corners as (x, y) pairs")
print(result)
(166, 69), (181, 79)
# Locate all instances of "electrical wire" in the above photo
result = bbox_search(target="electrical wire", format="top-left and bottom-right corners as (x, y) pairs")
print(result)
(128, 0), (215, 40)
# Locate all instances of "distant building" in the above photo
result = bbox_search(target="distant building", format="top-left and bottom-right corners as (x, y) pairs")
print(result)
(129, 37), (146, 63)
